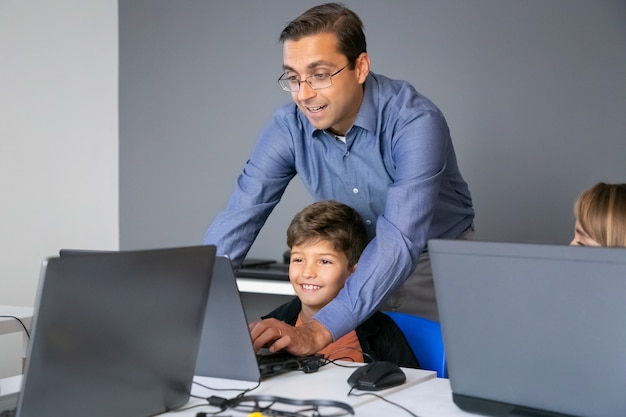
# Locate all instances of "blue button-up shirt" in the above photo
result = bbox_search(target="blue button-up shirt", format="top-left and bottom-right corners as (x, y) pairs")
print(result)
(204, 72), (474, 340)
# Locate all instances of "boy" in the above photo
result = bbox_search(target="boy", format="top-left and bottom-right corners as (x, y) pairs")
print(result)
(260, 200), (419, 368)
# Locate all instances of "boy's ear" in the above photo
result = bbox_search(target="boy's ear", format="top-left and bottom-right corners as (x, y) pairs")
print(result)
(349, 263), (358, 274)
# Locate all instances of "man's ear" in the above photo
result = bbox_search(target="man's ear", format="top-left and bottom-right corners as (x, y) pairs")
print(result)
(355, 53), (370, 84)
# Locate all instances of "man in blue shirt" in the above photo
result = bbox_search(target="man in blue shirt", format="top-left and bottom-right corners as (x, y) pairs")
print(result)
(204, 3), (474, 356)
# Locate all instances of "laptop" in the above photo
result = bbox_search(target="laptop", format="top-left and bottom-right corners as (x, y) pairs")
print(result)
(429, 239), (626, 417)
(194, 255), (324, 382)
(2, 245), (216, 417)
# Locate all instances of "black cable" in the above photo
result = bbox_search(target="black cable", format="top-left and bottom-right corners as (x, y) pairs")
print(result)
(347, 387), (420, 417)
(193, 378), (261, 395)
(187, 360), (370, 416)
(171, 401), (229, 415)
(213, 394), (355, 417)
(180, 379), (262, 413)
(186, 393), (354, 417)
(319, 358), (360, 369)
(0, 316), (30, 339)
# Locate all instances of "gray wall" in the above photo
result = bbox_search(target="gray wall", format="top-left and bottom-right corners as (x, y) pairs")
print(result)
(119, 0), (626, 259)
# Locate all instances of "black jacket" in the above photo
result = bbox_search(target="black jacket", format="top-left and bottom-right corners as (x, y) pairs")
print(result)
(262, 297), (420, 369)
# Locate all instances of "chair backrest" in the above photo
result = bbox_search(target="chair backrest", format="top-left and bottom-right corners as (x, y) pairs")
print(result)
(385, 311), (447, 378)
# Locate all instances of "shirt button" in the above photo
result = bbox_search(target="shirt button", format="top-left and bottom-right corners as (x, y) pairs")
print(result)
(365, 220), (372, 225)
(345, 151), (350, 156)
(352, 188), (359, 194)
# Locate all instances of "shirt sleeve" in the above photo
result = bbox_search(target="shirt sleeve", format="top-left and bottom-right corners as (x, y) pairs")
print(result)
(203, 114), (297, 269)
(314, 108), (450, 340)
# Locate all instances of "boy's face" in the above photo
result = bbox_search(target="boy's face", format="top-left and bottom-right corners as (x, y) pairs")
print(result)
(289, 238), (355, 312)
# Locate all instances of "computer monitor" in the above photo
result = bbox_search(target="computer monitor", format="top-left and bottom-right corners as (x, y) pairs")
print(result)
(430, 239), (626, 417)
(15, 245), (216, 417)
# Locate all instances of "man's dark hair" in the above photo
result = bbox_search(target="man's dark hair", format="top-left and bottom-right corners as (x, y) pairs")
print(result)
(279, 2), (367, 68)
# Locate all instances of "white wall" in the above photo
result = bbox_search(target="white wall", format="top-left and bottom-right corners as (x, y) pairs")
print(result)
(0, 0), (119, 378)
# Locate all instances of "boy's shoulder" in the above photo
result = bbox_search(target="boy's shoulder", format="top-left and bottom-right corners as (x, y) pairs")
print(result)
(357, 311), (400, 335)
(262, 297), (301, 324)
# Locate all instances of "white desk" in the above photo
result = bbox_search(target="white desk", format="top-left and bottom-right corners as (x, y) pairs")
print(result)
(236, 262), (294, 296)
(160, 363), (436, 416)
(0, 306), (33, 337)
(236, 278), (295, 296)
(354, 377), (468, 417)
(1, 367), (470, 416)
(0, 374), (22, 395)
(0, 306), (33, 370)
(0, 305), (467, 416)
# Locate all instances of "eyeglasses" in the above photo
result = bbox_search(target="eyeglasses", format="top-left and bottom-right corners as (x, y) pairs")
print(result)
(277, 64), (349, 92)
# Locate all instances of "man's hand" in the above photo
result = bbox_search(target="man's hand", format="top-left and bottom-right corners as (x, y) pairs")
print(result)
(249, 318), (333, 356)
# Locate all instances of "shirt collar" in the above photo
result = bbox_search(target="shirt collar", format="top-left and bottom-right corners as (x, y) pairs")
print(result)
(352, 72), (378, 134)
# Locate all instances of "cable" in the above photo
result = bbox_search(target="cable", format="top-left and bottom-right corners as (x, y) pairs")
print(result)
(186, 360), (371, 416)
(317, 357), (366, 370)
(179, 379), (262, 413)
(193, 379), (261, 395)
(347, 387), (420, 417)
(197, 394), (354, 417)
(0, 316), (30, 339)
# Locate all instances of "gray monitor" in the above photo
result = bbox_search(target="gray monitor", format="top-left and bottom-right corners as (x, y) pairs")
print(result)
(16, 245), (216, 417)
(429, 239), (626, 417)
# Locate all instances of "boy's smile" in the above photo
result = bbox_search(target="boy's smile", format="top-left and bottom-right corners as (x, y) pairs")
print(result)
(288, 238), (355, 321)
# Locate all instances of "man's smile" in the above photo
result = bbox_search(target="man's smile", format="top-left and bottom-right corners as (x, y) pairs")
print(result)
(306, 104), (327, 113)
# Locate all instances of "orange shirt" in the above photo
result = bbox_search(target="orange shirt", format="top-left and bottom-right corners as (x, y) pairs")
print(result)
(296, 315), (364, 363)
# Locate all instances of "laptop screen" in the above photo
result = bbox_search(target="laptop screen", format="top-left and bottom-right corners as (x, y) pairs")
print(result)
(430, 239), (626, 417)
(16, 245), (216, 417)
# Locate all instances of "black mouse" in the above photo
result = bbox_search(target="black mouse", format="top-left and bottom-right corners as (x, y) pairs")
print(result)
(347, 361), (406, 391)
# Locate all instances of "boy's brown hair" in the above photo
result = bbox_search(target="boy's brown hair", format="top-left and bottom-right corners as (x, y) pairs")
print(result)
(287, 200), (368, 268)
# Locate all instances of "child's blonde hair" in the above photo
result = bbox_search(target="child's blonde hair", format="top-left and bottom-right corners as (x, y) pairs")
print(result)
(574, 182), (626, 247)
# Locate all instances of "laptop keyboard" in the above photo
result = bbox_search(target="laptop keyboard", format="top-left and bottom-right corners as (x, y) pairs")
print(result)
(256, 349), (325, 378)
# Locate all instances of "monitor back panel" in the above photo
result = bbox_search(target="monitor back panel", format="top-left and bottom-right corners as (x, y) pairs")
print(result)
(17, 245), (216, 417)
(429, 239), (626, 417)
(194, 255), (261, 382)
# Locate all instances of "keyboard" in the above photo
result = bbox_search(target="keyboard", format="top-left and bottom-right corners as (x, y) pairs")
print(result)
(256, 349), (325, 378)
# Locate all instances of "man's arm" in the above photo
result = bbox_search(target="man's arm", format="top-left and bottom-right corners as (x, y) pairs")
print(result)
(314, 110), (452, 340)
(204, 113), (297, 268)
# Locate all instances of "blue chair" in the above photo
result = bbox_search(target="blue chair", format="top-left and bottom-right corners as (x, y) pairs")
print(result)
(385, 311), (447, 378)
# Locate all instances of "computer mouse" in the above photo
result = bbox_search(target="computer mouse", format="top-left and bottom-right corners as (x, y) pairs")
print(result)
(347, 361), (406, 391)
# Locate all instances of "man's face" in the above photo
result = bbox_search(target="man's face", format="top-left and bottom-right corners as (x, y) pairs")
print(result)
(282, 32), (369, 136)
